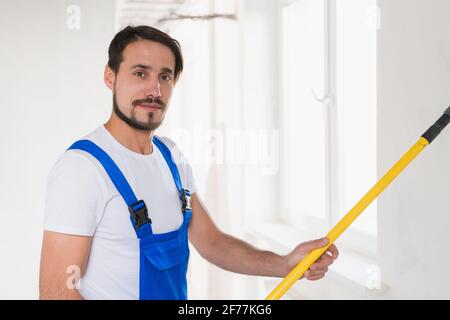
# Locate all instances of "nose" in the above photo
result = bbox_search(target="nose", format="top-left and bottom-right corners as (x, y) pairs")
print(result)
(146, 75), (161, 98)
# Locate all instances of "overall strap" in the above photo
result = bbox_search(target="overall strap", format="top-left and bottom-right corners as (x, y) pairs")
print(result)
(152, 136), (182, 193)
(153, 137), (192, 220)
(67, 140), (153, 238)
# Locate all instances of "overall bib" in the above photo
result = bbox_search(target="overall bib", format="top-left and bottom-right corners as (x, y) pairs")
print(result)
(68, 136), (192, 300)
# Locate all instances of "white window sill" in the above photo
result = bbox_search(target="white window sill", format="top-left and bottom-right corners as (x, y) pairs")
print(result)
(245, 220), (388, 299)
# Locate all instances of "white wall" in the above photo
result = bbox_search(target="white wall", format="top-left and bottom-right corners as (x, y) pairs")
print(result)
(0, 0), (114, 299)
(378, 0), (450, 299)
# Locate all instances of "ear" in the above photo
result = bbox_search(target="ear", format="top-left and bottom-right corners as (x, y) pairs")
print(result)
(104, 65), (115, 90)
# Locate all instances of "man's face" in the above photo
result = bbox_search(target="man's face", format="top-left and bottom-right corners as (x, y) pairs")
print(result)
(109, 40), (176, 131)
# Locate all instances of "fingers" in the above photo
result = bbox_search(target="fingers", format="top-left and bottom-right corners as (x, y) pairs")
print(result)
(306, 266), (328, 276)
(304, 271), (325, 281)
(312, 251), (334, 269)
(291, 238), (339, 282)
(304, 245), (338, 281)
(326, 244), (339, 260)
(304, 263), (328, 281)
(307, 268), (328, 278)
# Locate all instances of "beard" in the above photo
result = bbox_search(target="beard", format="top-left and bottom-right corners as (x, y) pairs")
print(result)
(112, 91), (166, 132)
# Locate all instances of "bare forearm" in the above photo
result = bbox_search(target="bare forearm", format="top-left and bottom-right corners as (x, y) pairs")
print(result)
(204, 232), (289, 278)
(39, 282), (85, 300)
(40, 291), (84, 300)
(189, 194), (289, 278)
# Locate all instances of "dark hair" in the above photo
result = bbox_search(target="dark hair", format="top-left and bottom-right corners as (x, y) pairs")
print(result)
(108, 25), (183, 81)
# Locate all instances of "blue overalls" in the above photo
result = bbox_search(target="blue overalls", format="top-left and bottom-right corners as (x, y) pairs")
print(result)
(68, 136), (192, 300)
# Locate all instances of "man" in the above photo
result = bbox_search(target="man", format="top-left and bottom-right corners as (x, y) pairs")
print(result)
(39, 25), (338, 300)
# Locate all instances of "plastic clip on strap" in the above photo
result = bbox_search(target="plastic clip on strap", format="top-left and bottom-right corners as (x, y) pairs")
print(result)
(128, 200), (151, 229)
(180, 189), (192, 213)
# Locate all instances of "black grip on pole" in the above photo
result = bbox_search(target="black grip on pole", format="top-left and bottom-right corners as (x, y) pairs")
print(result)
(421, 106), (450, 144)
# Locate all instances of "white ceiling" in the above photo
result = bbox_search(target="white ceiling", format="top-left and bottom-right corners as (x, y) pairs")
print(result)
(115, 0), (194, 32)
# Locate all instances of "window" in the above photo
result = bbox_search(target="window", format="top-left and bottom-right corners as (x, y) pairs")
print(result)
(280, 0), (328, 230)
(280, 0), (378, 256)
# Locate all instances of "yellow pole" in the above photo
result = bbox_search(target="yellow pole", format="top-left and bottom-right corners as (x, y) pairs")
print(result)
(266, 106), (450, 300)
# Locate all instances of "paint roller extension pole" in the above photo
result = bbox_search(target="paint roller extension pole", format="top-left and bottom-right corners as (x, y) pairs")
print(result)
(266, 106), (450, 300)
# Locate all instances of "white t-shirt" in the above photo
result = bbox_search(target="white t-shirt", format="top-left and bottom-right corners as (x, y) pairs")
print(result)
(44, 125), (197, 300)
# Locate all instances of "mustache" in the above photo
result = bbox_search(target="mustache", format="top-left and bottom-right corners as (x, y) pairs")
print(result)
(132, 97), (166, 108)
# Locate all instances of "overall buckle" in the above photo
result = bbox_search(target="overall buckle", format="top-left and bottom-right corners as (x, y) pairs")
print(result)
(128, 200), (151, 229)
(180, 189), (192, 213)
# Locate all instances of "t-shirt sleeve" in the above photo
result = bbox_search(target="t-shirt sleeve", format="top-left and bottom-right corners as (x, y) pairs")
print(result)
(158, 136), (197, 195)
(44, 151), (108, 236)
(180, 155), (197, 195)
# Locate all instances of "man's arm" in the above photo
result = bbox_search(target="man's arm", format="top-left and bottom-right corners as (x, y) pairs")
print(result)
(39, 231), (92, 299)
(188, 193), (338, 280)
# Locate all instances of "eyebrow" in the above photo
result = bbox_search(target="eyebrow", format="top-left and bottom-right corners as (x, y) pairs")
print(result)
(131, 64), (174, 74)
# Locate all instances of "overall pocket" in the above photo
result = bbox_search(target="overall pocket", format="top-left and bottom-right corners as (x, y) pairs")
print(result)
(139, 227), (190, 300)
